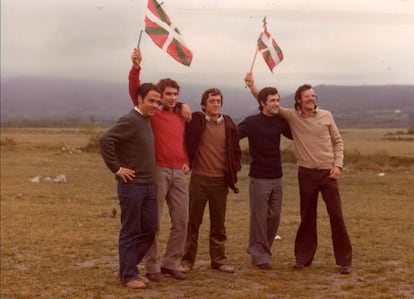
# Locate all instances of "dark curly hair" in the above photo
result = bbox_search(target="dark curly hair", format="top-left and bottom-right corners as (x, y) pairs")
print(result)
(257, 87), (279, 111)
(294, 84), (313, 110)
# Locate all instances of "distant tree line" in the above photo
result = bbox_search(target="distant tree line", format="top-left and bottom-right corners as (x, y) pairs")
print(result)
(3, 115), (413, 131)
(334, 111), (414, 129)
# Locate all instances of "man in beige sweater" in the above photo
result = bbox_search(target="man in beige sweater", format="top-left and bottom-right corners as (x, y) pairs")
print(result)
(244, 73), (352, 275)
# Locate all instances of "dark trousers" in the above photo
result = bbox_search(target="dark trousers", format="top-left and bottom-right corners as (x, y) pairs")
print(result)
(294, 167), (352, 267)
(117, 182), (157, 284)
(182, 175), (229, 268)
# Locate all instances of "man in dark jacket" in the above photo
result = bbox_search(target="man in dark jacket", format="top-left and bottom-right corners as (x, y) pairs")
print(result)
(181, 88), (241, 273)
(100, 83), (161, 289)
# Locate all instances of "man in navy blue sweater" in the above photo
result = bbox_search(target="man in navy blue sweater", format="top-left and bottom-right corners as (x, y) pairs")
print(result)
(238, 87), (292, 270)
(100, 83), (161, 289)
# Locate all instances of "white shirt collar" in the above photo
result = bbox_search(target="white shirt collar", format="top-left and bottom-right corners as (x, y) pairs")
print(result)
(134, 106), (143, 115)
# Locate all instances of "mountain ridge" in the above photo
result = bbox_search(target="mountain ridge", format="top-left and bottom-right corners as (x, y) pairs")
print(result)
(1, 77), (413, 128)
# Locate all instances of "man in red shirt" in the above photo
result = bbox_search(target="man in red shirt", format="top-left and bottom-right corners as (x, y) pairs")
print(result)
(129, 48), (190, 282)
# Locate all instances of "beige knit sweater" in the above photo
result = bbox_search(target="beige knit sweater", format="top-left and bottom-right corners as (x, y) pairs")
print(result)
(279, 107), (344, 169)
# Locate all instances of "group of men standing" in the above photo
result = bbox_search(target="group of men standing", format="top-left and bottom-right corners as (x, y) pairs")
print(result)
(99, 48), (352, 289)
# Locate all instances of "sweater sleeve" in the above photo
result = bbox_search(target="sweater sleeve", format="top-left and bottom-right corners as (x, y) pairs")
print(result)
(237, 118), (248, 139)
(281, 118), (293, 140)
(185, 113), (203, 168)
(327, 112), (344, 168)
(128, 66), (141, 106)
(229, 118), (242, 173)
(99, 115), (136, 173)
(279, 107), (294, 121)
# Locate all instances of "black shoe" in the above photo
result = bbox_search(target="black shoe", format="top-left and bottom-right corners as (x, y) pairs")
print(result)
(340, 266), (352, 275)
(161, 267), (187, 280)
(257, 263), (272, 270)
(293, 262), (305, 270)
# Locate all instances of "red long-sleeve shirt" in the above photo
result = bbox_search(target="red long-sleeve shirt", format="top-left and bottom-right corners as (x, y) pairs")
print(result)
(128, 66), (141, 106)
(128, 66), (189, 168)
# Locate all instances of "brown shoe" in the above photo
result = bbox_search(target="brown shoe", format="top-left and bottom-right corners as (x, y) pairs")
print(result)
(178, 264), (191, 273)
(123, 279), (147, 289)
(116, 271), (150, 283)
(137, 275), (149, 284)
(145, 272), (166, 282)
(340, 266), (352, 275)
(293, 262), (305, 270)
(257, 263), (272, 270)
(215, 265), (235, 273)
(161, 267), (187, 280)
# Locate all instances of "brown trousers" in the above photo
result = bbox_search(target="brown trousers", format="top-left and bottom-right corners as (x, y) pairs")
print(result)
(182, 174), (229, 268)
(294, 167), (352, 267)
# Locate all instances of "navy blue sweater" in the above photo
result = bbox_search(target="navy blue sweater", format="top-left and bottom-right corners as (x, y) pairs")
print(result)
(238, 113), (292, 179)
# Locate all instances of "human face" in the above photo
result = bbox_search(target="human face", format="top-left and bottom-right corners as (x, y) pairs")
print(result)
(298, 88), (317, 114)
(138, 90), (161, 117)
(160, 86), (178, 109)
(202, 94), (222, 120)
(261, 93), (280, 116)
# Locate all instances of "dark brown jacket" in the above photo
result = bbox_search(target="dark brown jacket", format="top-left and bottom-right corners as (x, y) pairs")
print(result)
(185, 111), (241, 193)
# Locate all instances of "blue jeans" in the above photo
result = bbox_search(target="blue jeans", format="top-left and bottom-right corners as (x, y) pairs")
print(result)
(117, 182), (157, 284)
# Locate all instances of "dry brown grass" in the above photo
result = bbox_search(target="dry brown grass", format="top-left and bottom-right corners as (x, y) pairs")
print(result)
(1, 128), (414, 298)
(341, 128), (414, 158)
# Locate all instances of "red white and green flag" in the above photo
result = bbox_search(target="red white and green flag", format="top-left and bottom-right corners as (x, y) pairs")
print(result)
(257, 17), (283, 72)
(144, 0), (193, 66)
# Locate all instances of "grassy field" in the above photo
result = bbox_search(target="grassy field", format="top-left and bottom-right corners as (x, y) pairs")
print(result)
(1, 127), (414, 299)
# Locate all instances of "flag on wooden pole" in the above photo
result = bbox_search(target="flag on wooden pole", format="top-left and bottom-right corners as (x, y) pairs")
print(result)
(257, 17), (283, 72)
(144, 0), (193, 66)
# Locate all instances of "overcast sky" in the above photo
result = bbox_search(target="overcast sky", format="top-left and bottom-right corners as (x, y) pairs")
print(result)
(1, 0), (414, 92)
